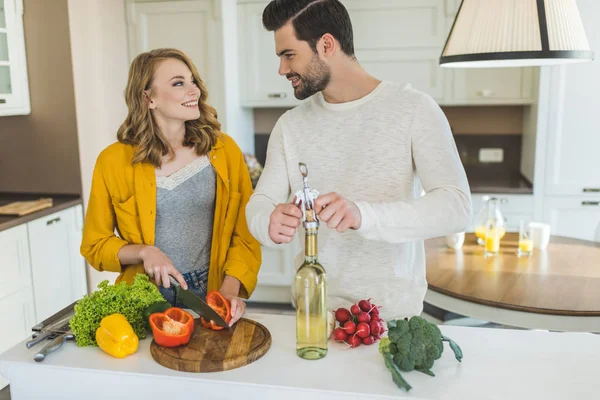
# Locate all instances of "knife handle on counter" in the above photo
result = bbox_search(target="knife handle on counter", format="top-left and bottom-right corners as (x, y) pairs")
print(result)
(34, 333), (74, 362)
(26, 331), (54, 348)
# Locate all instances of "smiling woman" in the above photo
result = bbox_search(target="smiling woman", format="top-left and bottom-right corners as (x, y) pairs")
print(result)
(80, 48), (262, 327)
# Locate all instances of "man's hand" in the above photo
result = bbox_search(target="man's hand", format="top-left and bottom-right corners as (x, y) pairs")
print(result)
(269, 202), (302, 243)
(314, 192), (362, 232)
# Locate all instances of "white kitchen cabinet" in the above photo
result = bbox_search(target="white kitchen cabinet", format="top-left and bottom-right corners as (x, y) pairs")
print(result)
(250, 238), (299, 304)
(0, 225), (35, 390)
(238, 1), (300, 107)
(237, 0), (537, 107)
(127, 0), (226, 120)
(0, 0), (30, 116)
(470, 194), (534, 233)
(543, 64), (600, 196)
(543, 197), (600, 242)
(450, 67), (537, 105)
(27, 205), (87, 323)
(0, 224), (32, 300)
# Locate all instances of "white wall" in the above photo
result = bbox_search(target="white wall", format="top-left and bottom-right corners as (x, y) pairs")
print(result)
(221, 0), (254, 153)
(68, 0), (130, 292)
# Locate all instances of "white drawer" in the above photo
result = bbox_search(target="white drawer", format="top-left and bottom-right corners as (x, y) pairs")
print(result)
(471, 194), (534, 215)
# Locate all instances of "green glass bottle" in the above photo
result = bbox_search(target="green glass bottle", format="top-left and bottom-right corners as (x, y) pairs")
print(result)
(295, 162), (327, 360)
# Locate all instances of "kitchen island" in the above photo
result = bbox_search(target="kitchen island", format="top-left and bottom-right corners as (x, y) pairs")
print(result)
(1, 313), (599, 399)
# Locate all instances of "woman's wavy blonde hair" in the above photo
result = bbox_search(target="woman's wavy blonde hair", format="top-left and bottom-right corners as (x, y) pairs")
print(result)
(117, 48), (221, 166)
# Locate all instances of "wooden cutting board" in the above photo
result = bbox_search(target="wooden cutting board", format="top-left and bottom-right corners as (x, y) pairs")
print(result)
(150, 317), (271, 372)
(0, 198), (53, 216)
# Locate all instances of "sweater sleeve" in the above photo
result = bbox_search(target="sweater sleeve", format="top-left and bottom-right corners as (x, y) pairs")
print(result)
(355, 93), (472, 243)
(245, 118), (293, 248)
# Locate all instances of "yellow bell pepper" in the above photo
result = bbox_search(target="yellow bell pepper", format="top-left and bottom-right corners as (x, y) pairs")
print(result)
(95, 314), (139, 358)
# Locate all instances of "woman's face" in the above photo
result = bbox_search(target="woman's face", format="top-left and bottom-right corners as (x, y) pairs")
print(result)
(146, 58), (201, 123)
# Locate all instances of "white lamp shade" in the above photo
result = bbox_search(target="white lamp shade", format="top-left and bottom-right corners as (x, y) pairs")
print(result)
(440, 0), (594, 68)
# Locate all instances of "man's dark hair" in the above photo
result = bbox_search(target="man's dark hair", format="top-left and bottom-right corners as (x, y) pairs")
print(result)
(262, 0), (355, 58)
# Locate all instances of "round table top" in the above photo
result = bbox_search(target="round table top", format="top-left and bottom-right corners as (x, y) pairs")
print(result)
(425, 233), (600, 316)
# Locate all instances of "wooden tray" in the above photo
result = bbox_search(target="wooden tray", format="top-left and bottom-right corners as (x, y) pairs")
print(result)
(150, 317), (271, 372)
(0, 198), (53, 216)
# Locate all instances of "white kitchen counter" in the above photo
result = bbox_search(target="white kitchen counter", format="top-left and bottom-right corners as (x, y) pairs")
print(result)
(1, 313), (599, 400)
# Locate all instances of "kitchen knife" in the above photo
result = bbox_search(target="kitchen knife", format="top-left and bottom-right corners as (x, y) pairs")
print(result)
(168, 276), (231, 329)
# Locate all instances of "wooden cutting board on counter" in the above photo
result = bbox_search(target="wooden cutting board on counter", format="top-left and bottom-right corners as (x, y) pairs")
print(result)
(0, 198), (53, 216)
(150, 317), (271, 372)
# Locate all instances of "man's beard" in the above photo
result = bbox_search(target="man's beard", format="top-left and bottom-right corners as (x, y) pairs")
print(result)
(288, 55), (331, 100)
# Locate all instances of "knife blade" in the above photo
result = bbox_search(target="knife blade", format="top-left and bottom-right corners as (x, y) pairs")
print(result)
(168, 276), (231, 329)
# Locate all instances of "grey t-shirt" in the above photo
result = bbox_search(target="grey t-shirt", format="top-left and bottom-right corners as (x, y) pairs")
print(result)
(154, 156), (216, 274)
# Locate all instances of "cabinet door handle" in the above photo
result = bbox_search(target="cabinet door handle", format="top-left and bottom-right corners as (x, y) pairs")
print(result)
(581, 201), (600, 206)
(476, 89), (495, 97)
(46, 217), (62, 226)
(267, 93), (287, 99)
(583, 188), (600, 193)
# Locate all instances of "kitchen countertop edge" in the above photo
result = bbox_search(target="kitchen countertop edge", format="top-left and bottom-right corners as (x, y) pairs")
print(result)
(0, 194), (83, 233)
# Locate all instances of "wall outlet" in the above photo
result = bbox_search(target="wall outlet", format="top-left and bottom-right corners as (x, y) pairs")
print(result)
(479, 148), (504, 163)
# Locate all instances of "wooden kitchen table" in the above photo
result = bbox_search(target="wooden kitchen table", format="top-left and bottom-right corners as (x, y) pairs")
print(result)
(425, 233), (600, 332)
(2, 313), (600, 399)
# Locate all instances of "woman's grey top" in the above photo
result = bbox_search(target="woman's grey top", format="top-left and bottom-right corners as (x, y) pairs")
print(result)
(154, 156), (216, 274)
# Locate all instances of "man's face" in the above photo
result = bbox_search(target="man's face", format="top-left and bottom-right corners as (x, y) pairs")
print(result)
(274, 23), (331, 100)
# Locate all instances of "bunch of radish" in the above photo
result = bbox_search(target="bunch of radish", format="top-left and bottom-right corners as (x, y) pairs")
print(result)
(331, 298), (385, 347)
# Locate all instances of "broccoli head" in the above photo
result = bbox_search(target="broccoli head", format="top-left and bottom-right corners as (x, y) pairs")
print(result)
(379, 316), (463, 392)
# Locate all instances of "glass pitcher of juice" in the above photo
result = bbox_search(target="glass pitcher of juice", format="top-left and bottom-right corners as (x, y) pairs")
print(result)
(484, 198), (505, 257)
(474, 197), (506, 245)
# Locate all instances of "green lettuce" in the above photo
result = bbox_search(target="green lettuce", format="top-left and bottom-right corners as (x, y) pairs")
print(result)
(69, 274), (165, 347)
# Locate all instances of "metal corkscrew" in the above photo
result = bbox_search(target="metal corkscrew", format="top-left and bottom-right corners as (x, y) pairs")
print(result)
(295, 162), (319, 226)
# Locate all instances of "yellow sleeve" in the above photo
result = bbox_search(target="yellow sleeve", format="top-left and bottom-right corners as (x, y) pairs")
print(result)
(80, 155), (128, 273)
(222, 147), (262, 299)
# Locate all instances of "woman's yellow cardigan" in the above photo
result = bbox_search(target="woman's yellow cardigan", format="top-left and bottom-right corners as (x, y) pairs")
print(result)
(80, 133), (262, 298)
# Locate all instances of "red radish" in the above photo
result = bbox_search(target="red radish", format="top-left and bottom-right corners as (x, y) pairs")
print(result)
(370, 305), (380, 316)
(356, 322), (370, 338)
(332, 328), (348, 342)
(342, 320), (356, 335)
(369, 319), (382, 336)
(358, 298), (373, 312)
(362, 335), (376, 345)
(347, 335), (361, 348)
(378, 320), (386, 334)
(357, 312), (371, 323)
(350, 304), (361, 315)
(334, 308), (352, 323)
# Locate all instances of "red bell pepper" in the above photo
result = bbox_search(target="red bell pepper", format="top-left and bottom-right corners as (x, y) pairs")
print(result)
(200, 291), (232, 331)
(149, 307), (195, 347)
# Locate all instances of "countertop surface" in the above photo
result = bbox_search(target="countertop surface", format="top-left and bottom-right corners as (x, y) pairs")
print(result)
(0, 193), (82, 232)
(468, 176), (533, 194)
(1, 313), (600, 399)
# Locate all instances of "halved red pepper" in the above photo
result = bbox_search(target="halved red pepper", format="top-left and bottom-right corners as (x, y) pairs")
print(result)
(149, 307), (195, 347)
(200, 291), (232, 331)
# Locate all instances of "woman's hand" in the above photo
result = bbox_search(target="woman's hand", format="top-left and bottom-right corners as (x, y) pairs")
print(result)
(219, 275), (246, 325)
(139, 246), (188, 290)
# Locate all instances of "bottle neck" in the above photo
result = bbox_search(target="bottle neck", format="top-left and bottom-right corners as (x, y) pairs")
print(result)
(304, 227), (318, 263)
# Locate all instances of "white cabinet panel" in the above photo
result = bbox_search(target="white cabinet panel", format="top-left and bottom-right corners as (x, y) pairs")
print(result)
(543, 0), (600, 196)
(543, 197), (600, 242)
(0, 224), (32, 300)
(127, 0), (225, 120)
(470, 194), (534, 233)
(27, 207), (86, 323)
(0, 286), (35, 355)
(451, 67), (536, 105)
(238, 2), (300, 107)
(358, 48), (445, 102)
(345, 0), (446, 49)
